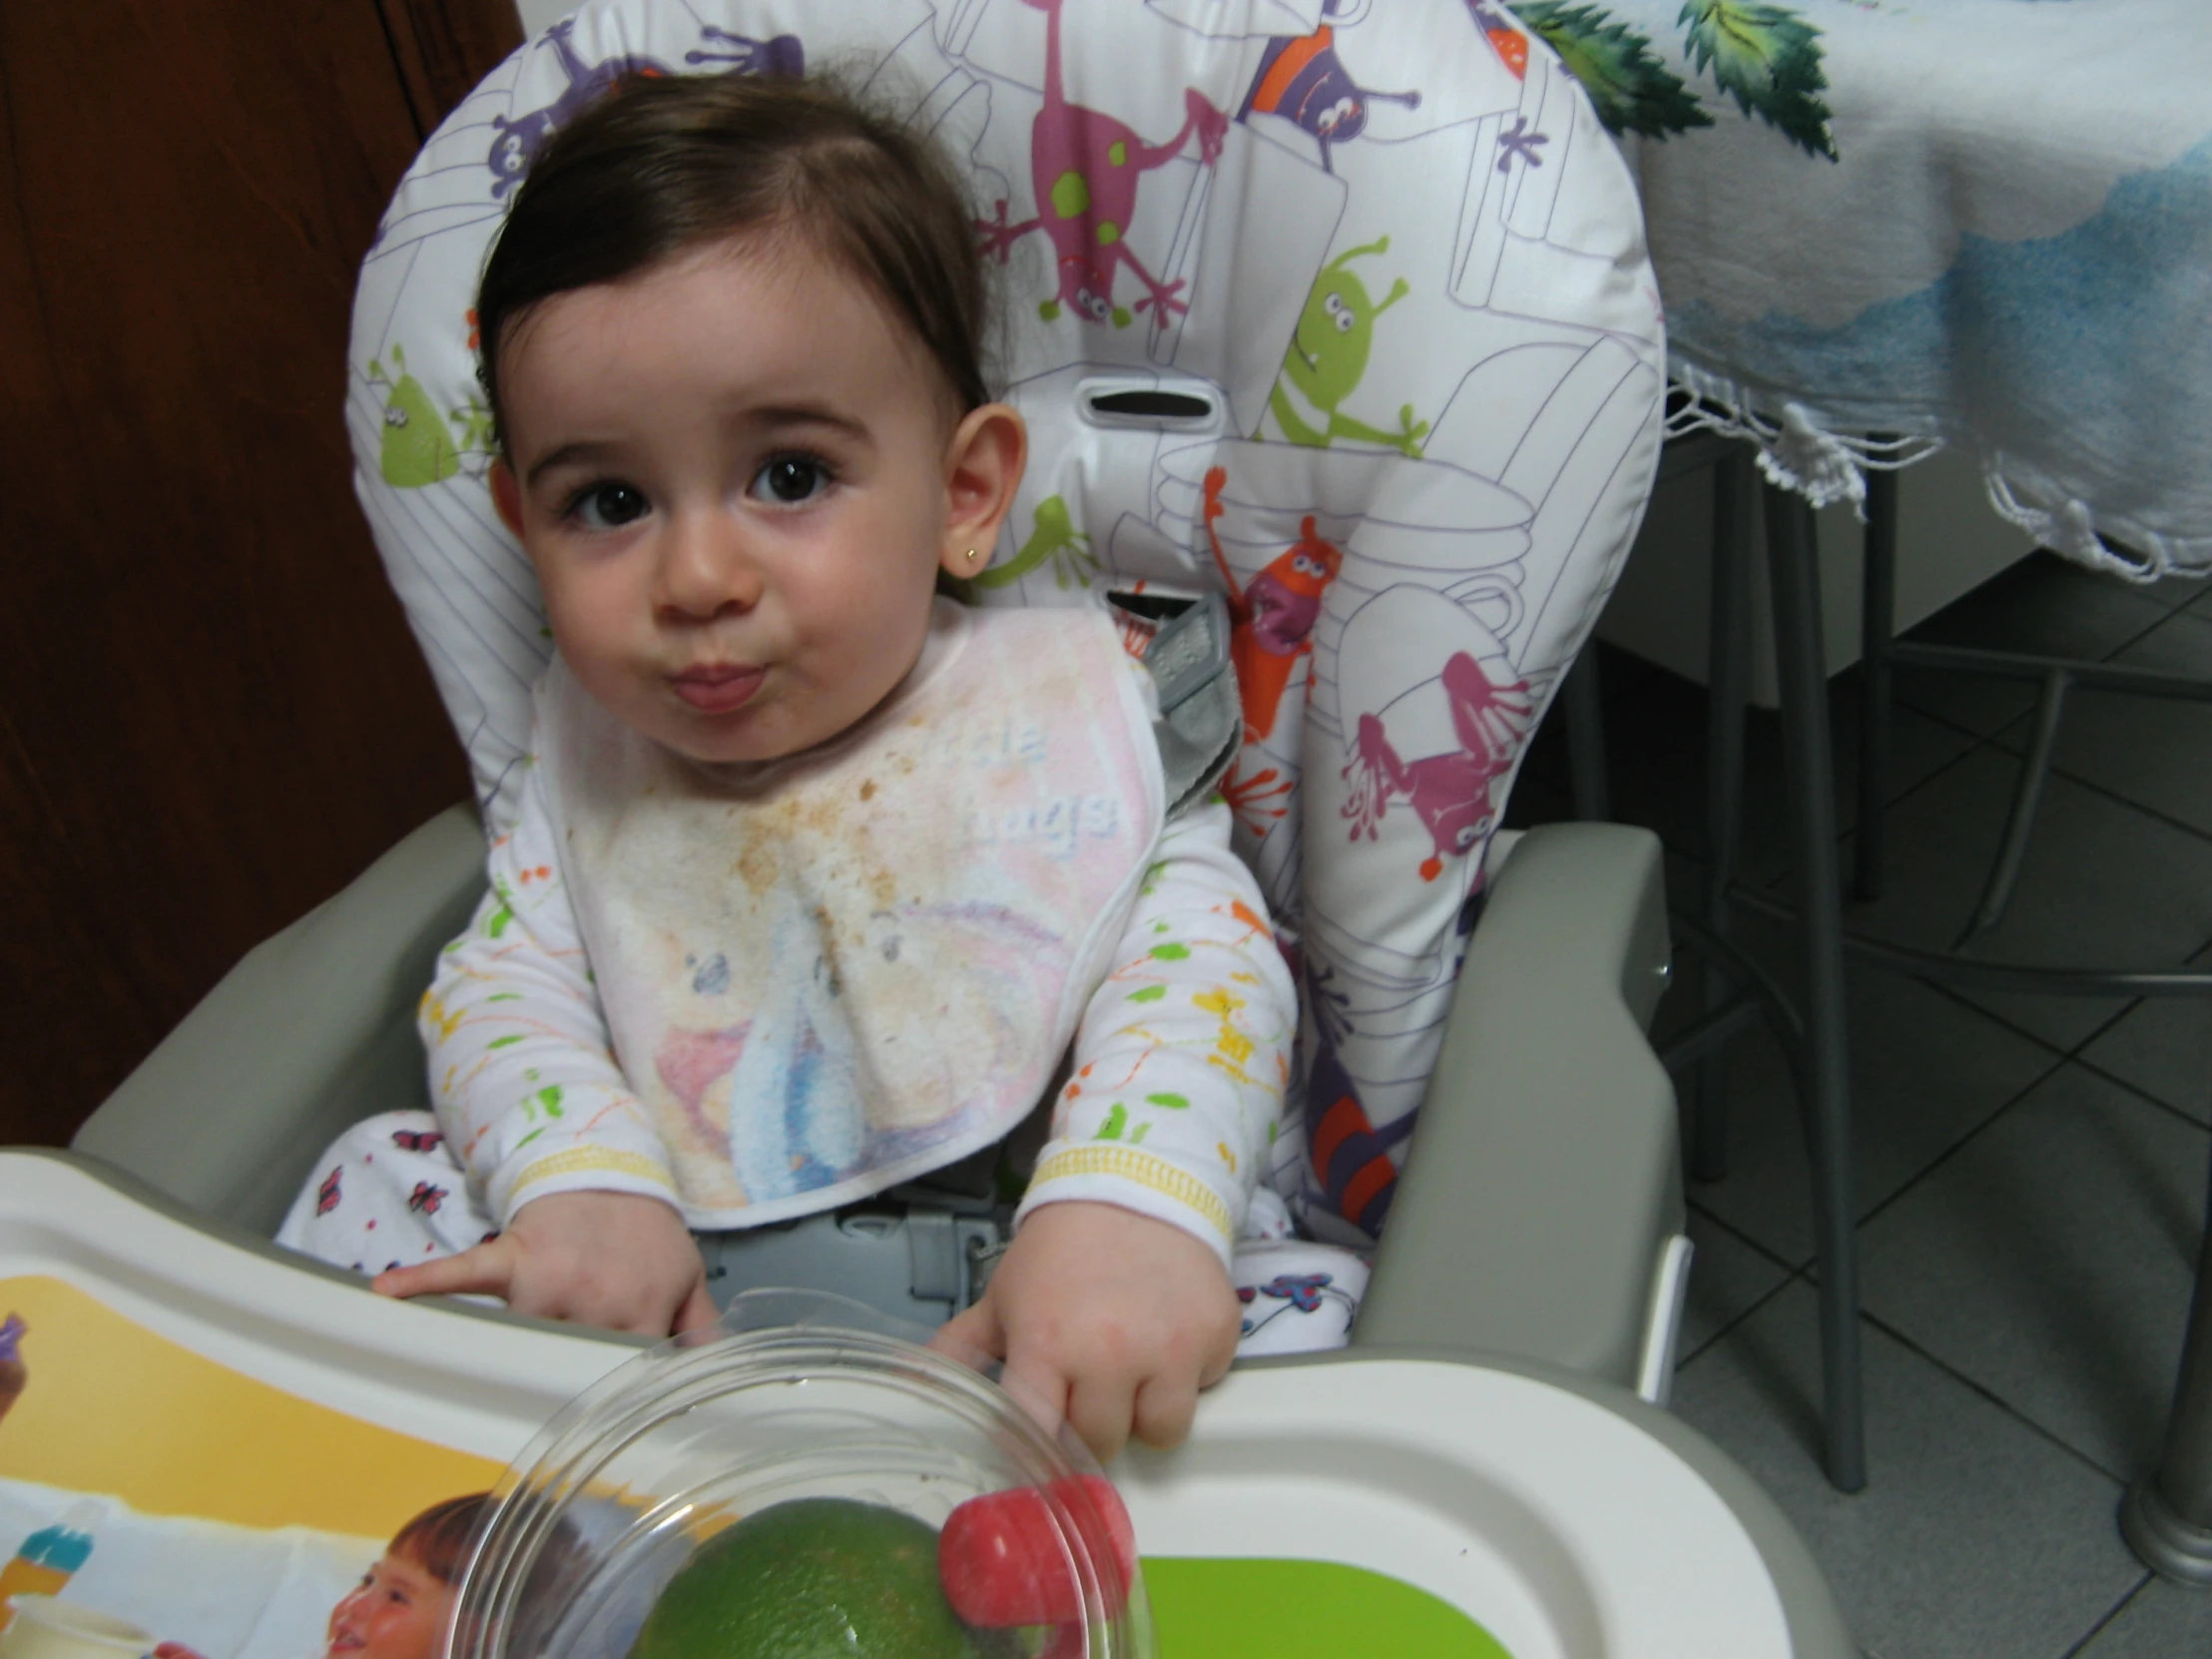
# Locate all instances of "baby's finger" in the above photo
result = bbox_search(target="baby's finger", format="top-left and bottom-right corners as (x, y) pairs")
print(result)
(1061, 1368), (1137, 1465)
(1130, 1371), (1201, 1451)
(934, 1298), (1007, 1367)
(672, 1280), (721, 1338)
(372, 1241), (513, 1303)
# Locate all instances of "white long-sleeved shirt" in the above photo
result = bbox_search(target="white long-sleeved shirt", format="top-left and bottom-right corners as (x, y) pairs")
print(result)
(418, 601), (1295, 1266)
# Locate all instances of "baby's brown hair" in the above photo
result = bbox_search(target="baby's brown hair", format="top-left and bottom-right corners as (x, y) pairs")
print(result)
(388, 1491), (493, 1585)
(475, 71), (991, 449)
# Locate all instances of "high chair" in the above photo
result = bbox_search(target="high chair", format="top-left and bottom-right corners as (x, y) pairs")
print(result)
(48, 0), (1852, 1649)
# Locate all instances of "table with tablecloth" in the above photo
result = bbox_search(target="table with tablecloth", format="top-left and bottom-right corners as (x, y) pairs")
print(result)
(1474, 0), (2212, 1511)
(1491, 0), (2212, 575)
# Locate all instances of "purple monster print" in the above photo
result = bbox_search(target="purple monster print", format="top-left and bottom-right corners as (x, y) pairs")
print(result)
(486, 18), (674, 199)
(1344, 651), (1533, 881)
(1305, 1015), (1415, 1235)
(1237, 2), (1418, 175)
(975, 0), (1229, 330)
(684, 25), (805, 77)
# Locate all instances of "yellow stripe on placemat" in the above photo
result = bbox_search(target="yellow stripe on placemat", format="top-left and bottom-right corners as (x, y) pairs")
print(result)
(1028, 1146), (1232, 1242)
(0, 1275), (501, 1538)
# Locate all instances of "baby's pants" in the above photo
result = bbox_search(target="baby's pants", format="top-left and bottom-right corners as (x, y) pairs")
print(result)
(278, 1111), (1366, 1357)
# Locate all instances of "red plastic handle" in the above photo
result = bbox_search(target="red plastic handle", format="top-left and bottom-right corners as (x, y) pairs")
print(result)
(938, 1475), (1137, 1628)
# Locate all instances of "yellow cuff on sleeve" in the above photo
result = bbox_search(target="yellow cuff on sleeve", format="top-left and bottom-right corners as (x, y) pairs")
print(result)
(1027, 1145), (1234, 1244)
(508, 1146), (678, 1203)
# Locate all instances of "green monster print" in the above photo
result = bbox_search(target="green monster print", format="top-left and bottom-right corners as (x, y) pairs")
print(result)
(1268, 237), (1428, 458)
(367, 344), (499, 489)
(448, 392), (497, 459)
(966, 495), (1098, 591)
(368, 345), (459, 488)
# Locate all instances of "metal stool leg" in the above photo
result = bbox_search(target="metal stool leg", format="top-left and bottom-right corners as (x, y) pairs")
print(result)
(2123, 1135), (2212, 1581)
(1692, 448), (1754, 1184)
(1764, 479), (1868, 1493)
(1855, 461), (1899, 902)
(1562, 647), (1612, 823)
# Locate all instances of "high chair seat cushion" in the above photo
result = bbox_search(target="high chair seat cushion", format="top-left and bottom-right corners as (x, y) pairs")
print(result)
(348, 0), (1666, 1241)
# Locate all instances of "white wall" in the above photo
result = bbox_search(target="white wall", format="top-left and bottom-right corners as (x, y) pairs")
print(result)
(1598, 445), (2034, 706)
(515, 0), (567, 36)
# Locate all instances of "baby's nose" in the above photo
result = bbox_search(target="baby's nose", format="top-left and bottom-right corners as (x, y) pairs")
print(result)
(658, 511), (763, 619)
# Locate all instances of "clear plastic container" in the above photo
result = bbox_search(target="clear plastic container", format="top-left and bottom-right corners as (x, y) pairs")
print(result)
(452, 1292), (1152, 1659)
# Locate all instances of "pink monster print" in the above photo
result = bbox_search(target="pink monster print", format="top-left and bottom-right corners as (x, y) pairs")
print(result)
(975, 0), (1229, 330)
(1343, 652), (1533, 880)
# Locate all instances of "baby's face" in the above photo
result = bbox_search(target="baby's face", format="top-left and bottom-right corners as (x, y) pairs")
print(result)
(324, 1551), (452, 1659)
(495, 238), (964, 764)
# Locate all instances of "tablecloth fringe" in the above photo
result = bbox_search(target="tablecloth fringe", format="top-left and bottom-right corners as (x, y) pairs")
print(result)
(1662, 366), (1936, 513)
(1983, 453), (2210, 585)
(1664, 361), (2212, 585)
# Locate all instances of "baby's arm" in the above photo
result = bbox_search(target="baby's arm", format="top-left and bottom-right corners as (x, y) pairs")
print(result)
(372, 758), (714, 1336)
(939, 799), (1296, 1457)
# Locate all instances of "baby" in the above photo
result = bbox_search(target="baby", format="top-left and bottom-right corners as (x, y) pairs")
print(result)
(321, 1495), (486, 1659)
(281, 71), (1297, 1458)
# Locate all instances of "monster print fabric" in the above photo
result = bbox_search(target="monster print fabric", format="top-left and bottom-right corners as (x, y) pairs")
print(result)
(1524, 0), (2212, 577)
(348, 0), (1666, 1248)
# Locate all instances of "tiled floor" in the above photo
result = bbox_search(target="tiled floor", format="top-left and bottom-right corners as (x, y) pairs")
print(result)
(1508, 550), (2212, 1657)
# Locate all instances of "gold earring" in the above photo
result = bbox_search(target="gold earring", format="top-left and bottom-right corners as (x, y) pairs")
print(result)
(965, 547), (984, 566)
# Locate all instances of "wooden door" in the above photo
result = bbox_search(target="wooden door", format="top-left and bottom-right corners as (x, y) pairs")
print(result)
(0, 1), (520, 1143)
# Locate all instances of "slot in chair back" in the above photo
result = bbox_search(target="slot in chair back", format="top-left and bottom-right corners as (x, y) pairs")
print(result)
(349, 0), (1665, 1244)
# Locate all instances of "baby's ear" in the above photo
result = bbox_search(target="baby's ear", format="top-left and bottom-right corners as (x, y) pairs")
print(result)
(489, 458), (525, 539)
(939, 403), (1027, 579)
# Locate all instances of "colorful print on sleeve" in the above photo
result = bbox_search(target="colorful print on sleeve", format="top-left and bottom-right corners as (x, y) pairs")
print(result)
(418, 750), (682, 1228)
(1019, 800), (1297, 1265)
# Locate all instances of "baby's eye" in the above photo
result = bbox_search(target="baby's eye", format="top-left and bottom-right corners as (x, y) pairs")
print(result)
(567, 482), (650, 529)
(752, 455), (831, 505)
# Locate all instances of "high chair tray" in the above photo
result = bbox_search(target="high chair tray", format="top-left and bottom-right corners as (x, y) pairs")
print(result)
(0, 1152), (1830, 1657)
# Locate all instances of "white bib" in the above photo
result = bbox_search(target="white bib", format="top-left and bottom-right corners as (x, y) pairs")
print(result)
(539, 601), (1164, 1227)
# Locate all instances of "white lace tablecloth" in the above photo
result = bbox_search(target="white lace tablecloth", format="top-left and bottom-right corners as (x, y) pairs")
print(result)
(1494, 0), (2212, 578)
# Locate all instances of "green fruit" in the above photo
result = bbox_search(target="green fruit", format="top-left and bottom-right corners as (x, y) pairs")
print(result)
(628, 1496), (990, 1659)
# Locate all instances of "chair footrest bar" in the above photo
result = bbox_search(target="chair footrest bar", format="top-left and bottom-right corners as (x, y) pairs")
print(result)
(1890, 640), (2212, 702)
(1727, 882), (2212, 997)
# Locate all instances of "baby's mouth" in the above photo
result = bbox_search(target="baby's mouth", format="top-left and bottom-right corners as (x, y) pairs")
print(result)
(672, 664), (765, 715)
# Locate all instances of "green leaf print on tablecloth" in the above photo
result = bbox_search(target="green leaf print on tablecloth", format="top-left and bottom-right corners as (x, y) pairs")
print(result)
(1505, 0), (1838, 160)
(1509, 1), (1712, 139)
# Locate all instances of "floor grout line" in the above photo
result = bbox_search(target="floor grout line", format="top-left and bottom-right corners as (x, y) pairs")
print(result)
(1843, 1050), (2072, 1239)
(1969, 728), (2212, 849)
(1672, 1262), (1807, 1372)
(1912, 974), (2081, 1062)
(2063, 1050), (2212, 1137)
(1861, 1307), (2133, 1488)
(1910, 973), (2124, 1064)
(2057, 1572), (2156, 1659)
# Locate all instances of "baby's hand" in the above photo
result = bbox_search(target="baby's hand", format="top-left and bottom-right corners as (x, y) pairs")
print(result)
(935, 1202), (1239, 1461)
(371, 1190), (717, 1338)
